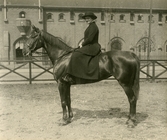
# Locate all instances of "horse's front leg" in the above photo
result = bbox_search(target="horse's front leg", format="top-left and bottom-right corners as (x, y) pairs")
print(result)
(58, 80), (73, 124)
(58, 81), (68, 123)
(66, 84), (73, 122)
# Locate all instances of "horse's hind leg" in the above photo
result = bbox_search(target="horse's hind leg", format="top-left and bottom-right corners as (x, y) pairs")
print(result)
(121, 84), (137, 127)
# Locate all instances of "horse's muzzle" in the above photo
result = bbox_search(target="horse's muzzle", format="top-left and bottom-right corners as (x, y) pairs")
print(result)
(22, 49), (31, 56)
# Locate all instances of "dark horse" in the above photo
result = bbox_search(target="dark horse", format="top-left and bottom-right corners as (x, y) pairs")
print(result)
(23, 25), (140, 127)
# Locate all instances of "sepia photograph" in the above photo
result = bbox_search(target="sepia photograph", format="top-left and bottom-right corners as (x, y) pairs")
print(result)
(0, 0), (167, 139)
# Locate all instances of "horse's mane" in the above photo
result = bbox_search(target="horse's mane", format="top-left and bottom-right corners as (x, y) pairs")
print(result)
(41, 30), (73, 51)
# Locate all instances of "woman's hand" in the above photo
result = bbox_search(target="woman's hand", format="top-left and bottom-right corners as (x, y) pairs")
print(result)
(79, 43), (83, 48)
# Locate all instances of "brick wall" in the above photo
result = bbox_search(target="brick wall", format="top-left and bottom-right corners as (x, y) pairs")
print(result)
(44, 10), (167, 58)
(0, 6), (167, 60)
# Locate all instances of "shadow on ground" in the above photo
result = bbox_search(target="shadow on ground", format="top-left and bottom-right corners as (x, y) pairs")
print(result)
(72, 108), (148, 124)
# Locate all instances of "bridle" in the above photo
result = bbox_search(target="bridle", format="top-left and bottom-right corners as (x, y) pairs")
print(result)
(25, 29), (47, 58)
(25, 26), (75, 61)
(26, 33), (40, 52)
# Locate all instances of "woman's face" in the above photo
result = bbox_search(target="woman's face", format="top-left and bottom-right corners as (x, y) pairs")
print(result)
(85, 17), (93, 24)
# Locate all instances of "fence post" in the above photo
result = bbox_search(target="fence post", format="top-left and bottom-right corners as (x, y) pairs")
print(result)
(152, 60), (155, 81)
(29, 61), (32, 84)
(147, 62), (150, 80)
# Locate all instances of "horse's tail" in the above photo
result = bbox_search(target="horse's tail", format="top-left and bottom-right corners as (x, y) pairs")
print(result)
(131, 53), (140, 100)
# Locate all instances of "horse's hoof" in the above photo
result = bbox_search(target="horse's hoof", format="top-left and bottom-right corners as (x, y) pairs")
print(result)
(67, 116), (74, 123)
(61, 117), (73, 125)
(126, 119), (136, 128)
(127, 123), (135, 128)
(66, 119), (72, 124)
(58, 118), (68, 126)
(63, 120), (70, 125)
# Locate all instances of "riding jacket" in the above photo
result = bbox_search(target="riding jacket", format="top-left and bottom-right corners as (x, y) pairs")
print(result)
(77, 21), (101, 56)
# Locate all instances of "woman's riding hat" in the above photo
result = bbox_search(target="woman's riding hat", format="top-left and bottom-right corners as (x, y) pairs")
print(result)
(82, 12), (97, 20)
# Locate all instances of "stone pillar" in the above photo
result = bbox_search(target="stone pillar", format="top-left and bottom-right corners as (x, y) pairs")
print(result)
(2, 31), (10, 60)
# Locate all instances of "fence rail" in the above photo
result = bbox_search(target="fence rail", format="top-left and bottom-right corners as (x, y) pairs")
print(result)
(0, 59), (167, 84)
(0, 60), (54, 84)
(140, 59), (167, 80)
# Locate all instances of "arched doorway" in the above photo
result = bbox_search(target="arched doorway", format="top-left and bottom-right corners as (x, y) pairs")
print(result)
(13, 37), (28, 62)
(108, 37), (125, 51)
(136, 37), (155, 59)
(164, 40), (167, 58)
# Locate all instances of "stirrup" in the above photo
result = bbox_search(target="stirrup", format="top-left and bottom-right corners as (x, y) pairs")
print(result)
(62, 74), (75, 83)
(62, 75), (69, 82)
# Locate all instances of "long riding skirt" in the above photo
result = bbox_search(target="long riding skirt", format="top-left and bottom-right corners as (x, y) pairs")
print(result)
(67, 51), (99, 80)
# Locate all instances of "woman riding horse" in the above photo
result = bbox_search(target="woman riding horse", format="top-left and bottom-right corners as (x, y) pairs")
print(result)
(23, 24), (140, 127)
(63, 12), (101, 82)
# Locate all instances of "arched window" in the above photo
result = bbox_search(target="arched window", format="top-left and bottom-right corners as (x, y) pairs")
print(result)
(70, 11), (75, 24)
(111, 40), (122, 50)
(130, 12), (135, 24)
(78, 13), (84, 21)
(120, 14), (126, 22)
(120, 14), (124, 20)
(70, 11), (75, 20)
(47, 13), (52, 20)
(46, 13), (54, 22)
(108, 37), (125, 50)
(14, 37), (28, 63)
(100, 11), (105, 24)
(158, 13), (163, 22)
(110, 14), (114, 20)
(148, 15), (154, 22)
(109, 14), (115, 23)
(130, 12), (134, 21)
(138, 14), (143, 22)
(59, 13), (65, 22)
(136, 37), (155, 52)
(19, 11), (26, 18)
(101, 11), (105, 21)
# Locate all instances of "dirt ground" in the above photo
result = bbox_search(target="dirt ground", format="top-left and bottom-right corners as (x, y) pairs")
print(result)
(0, 80), (167, 140)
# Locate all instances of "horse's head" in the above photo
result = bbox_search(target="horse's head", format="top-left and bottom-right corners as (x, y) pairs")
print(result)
(23, 25), (43, 56)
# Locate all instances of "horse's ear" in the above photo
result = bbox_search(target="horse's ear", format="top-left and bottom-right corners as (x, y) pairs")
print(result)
(31, 25), (36, 30)
(31, 24), (34, 28)
(31, 25), (39, 32)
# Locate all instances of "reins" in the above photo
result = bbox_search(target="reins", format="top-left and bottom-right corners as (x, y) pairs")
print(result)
(26, 28), (77, 62)
(55, 48), (77, 62)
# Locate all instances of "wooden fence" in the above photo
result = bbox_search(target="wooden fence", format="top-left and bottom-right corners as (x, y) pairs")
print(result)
(0, 59), (167, 84)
